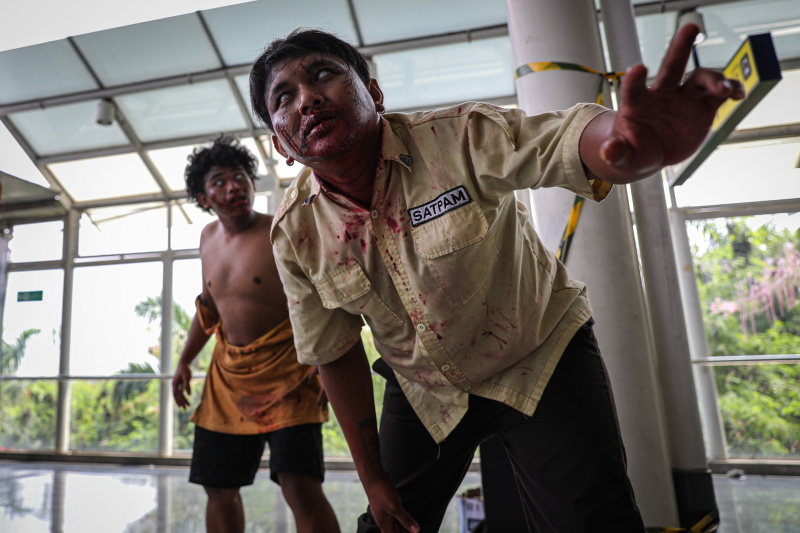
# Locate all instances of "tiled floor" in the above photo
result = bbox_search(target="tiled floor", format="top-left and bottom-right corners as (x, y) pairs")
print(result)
(1, 461), (799, 532)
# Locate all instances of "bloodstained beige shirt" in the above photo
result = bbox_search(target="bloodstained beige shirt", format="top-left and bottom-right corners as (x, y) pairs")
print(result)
(271, 102), (611, 443)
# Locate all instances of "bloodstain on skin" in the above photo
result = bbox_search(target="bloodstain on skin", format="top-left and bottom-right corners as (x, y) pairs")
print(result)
(253, 277), (261, 284)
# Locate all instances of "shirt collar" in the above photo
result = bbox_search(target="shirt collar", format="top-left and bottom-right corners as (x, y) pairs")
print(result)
(380, 115), (415, 171)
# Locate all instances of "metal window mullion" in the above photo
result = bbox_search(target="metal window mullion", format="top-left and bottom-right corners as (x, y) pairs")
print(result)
(159, 237), (174, 456)
(55, 209), (79, 453)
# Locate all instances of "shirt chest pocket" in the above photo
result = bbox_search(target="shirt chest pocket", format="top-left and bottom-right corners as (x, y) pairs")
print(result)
(411, 202), (498, 306)
(313, 260), (404, 333)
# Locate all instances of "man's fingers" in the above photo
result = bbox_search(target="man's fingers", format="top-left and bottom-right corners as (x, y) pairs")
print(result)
(684, 68), (745, 102)
(397, 514), (420, 533)
(652, 23), (698, 90)
(620, 63), (649, 107)
(600, 137), (631, 169)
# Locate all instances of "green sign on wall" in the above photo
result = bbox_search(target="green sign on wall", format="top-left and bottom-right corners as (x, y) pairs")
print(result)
(17, 290), (43, 302)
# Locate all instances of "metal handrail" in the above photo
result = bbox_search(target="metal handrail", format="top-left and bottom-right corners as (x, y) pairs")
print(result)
(692, 354), (800, 366)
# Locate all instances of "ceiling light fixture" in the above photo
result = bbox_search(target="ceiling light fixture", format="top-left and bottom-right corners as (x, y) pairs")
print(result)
(677, 9), (707, 45)
(96, 99), (115, 126)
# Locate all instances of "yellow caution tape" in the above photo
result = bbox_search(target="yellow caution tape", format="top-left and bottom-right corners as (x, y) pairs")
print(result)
(517, 61), (624, 264)
(514, 61), (624, 105)
(645, 508), (720, 533)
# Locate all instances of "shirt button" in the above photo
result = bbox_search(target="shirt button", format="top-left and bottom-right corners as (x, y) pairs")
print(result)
(371, 210), (379, 219)
(289, 189), (297, 199)
(441, 364), (450, 372)
(416, 323), (426, 333)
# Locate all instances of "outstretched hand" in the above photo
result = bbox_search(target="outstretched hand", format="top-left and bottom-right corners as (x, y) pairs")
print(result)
(581, 23), (745, 183)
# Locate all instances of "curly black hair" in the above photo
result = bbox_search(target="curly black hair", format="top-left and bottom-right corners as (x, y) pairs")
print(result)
(184, 135), (259, 212)
(250, 28), (371, 133)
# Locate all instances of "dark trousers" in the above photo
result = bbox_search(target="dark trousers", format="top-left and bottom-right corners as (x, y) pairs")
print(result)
(357, 320), (646, 533)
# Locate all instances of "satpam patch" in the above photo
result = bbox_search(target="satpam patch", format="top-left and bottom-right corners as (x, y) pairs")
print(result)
(408, 186), (473, 227)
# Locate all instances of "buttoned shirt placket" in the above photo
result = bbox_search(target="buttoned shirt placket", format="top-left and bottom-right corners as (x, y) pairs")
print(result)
(369, 155), (472, 394)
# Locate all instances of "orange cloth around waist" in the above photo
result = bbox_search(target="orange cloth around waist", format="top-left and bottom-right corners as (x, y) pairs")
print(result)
(190, 297), (328, 435)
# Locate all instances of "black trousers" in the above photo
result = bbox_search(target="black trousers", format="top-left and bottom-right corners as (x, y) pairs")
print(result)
(357, 320), (646, 533)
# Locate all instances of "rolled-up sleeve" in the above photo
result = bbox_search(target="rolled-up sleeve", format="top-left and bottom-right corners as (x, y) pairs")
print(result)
(467, 102), (612, 202)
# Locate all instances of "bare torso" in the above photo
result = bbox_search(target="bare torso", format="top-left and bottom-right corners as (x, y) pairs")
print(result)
(199, 213), (288, 347)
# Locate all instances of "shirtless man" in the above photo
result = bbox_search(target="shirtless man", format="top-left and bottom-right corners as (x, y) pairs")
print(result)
(172, 136), (340, 533)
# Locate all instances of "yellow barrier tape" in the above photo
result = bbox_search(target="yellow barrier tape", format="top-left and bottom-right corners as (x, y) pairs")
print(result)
(644, 508), (720, 533)
(514, 61), (624, 105)
(556, 195), (584, 263)
(516, 61), (624, 264)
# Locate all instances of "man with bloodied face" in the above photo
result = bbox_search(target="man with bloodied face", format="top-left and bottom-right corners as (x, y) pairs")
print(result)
(250, 28), (743, 533)
(172, 136), (340, 533)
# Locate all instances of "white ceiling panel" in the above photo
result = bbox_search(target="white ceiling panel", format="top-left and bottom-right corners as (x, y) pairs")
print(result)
(0, 40), (98, 105)
(202, 0), (358, 65)
(375, 37), (514, 111)
(9, 100), (129, 156)
(115, 79), (248, 143)
(73, 14), (222, 87)
(697, 0), (800, 68)
(354, 0), (507, 45)
(49, 153), (161, 202)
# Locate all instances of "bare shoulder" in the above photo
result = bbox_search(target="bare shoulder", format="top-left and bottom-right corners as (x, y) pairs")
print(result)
(199, 219), (222, 245)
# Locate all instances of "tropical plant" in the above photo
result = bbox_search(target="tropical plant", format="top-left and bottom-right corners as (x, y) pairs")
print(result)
(690, 217), (800, 457)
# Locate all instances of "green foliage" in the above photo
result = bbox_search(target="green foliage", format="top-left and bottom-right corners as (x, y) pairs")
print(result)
(691, 218), (800, 458)
(1, 328), (41, 375)
(321, 328), (386, 457)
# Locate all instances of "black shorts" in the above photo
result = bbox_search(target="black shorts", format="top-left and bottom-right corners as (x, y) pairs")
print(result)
(189, 423), (325, 489)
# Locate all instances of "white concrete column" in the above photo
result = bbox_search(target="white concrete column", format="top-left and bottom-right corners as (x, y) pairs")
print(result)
(505, 0), (678, 525)
(598, 0), (709, 473)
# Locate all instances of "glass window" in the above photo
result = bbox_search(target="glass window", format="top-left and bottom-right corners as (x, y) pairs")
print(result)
(0, 40), (98, 105)
(3, 270), (64, 377)
(698, 0), (800, 69)
(8, 101), (130, 157)
(70, 378), (159, 453)
(353, 0), (507, 45)
(149, 145), (195, 192)
(170, 202), (216, 251)
(673, 139), (800, 207)
(172, 258), (206, 453)
(115, 80), (248, 143)
(0, 380), (57, 451)
(202, 0), (357, 66)
(69, 262), (163, 377)
(634, 12), (679, 75)
(49, 153), (161, 203)
(72, 14), (221, 87)
(375, 37), (515, 111)
(738, 69), (800, 130)
(688, 214), (800, 458)
(79, 204), (168, 256)
(8, 221), (63, 263)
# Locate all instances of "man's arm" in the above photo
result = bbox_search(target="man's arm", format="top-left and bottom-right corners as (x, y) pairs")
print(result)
(318, 343), (420, 533)
(579, 23), (744, 184)
(172, 290), (214, 409)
